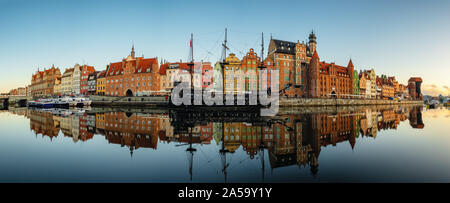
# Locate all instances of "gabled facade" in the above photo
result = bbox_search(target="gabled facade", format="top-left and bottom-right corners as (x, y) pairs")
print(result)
(72, 64), (82, 95)
(308, 51), (354, 98)
(105, 46), (160, 96)
(96, 70), (106, 95)
(30, 66), (61, 98)
(267, 31), (316, 98)
(80, 65), (96, 95)
(61, 68), (74, 95)
(87, 71), (99, 95)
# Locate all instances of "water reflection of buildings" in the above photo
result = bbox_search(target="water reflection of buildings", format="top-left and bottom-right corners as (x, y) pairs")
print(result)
(29, 110), (60, 140)
(19, 105), (424, 178)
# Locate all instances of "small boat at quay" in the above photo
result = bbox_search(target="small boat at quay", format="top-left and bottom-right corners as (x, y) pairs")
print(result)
(28, 97), (91, 108)
(28, 99), (57, 108)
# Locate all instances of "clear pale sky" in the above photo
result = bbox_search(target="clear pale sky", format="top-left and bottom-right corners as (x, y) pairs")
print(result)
(1, 0), (449, 96)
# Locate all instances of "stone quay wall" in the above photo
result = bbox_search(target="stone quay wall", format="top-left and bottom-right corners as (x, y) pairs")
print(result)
(89, 95), (169, 107)
(89, 95), (423, 108)
(279, 98), (423, 107)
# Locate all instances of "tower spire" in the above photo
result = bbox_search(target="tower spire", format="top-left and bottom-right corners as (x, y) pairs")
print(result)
(131, 42), (135, 58)
(348, 58), (354, 68)
(261, 32), (264, 63)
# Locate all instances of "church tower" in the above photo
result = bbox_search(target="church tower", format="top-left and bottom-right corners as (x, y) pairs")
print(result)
(308, 51), (320, 98)
(308, 31), (317, 54)
(347, 59), (354, 96)
(131, 44), (135, 58)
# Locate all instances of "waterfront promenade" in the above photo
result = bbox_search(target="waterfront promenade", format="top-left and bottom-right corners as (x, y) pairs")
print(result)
(88, 95), (423, 107)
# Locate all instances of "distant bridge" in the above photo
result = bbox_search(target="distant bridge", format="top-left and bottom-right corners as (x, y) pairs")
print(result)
(0, 95), (30, 108)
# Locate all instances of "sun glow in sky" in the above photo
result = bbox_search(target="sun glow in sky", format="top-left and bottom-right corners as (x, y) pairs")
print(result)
(0, 0), (449, 95)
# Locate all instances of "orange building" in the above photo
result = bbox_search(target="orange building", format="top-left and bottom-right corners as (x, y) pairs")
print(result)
(309, 51), (354, 98)
(31, 65), (61, 98)
(240, 48), (260, 92)
(378, 76), (395, 99)
(105, 46), (160, 96)
(102, 112), (163, 154)
(28, 109), (60, 140)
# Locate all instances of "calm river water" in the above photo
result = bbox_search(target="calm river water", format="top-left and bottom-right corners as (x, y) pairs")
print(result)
(0, 105), (448, 182)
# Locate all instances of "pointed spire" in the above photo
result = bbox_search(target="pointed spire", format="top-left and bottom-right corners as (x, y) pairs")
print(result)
(312, 50), (319, 60)
(350, 138), (356, 150)
(131, 43), (135, 58)
(347, 58), (354, 68)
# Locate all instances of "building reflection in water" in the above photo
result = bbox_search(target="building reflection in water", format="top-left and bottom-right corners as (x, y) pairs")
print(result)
(17, 105), (424, 180)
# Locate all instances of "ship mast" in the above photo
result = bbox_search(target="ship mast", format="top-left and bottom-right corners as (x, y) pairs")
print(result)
(258, 123), (266, 183)
(186, 127), (196, 181)
(220, 28), (229, 98)
(188, 33), (194, 92)
(219, 28), (231, 182)
(257, 32), (266, 102)
(219, 120), (230, 183)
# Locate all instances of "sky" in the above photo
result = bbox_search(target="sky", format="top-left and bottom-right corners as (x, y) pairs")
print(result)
(0, 0), (449, 96)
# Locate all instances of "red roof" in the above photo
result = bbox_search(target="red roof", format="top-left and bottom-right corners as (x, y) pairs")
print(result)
(135, 58), (158, 73)
(347, 59), (354, 68)
(106, 62), (123, 76)
(83, 65), (95, 73)
(408, 77), (422, 83)
(106, 57), (158, 77)
(319, 62), (351, 75)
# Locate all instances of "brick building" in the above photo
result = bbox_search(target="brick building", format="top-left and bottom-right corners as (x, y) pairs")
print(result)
(30, 66), (61, 98)
(308, 51), (354, 98)
(80, 65), (95, 95)
(105, 46), (161, 97)
(408, 77), (423, 100)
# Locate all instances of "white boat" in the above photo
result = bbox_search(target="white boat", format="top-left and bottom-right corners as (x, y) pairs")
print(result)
(81, 97), (92, 107)
(63, 97), (84, 107)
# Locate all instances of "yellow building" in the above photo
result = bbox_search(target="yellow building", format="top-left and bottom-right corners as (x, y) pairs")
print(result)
(224, 53), (242, 94)
(61, 68), (74, 95)
(95, 113), (105, 130)
(96, 70), (106, 95)
(223, 123), (242, 153)
(53, 77), (62, 96)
